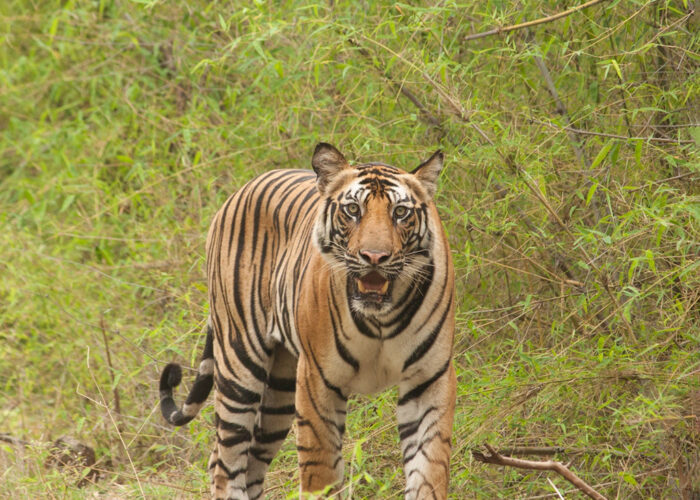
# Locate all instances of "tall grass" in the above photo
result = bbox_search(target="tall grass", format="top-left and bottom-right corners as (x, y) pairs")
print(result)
(0, 0), (697, 498)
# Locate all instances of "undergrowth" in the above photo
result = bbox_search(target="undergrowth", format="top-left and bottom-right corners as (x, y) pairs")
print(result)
(0, 0), (698, 498)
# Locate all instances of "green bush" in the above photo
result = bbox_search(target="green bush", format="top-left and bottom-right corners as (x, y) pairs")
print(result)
(0, 0), (697, 497)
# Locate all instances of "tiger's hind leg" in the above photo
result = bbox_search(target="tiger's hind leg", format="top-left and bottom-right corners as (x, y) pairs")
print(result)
(209, 338), (270, 500)
(246, 344), (298, 499)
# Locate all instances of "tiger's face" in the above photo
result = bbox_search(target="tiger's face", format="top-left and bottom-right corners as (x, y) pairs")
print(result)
(312, 143), (444, 315)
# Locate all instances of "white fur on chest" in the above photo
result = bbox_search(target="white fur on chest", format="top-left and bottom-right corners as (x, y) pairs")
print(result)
(342, 336), (409, 395)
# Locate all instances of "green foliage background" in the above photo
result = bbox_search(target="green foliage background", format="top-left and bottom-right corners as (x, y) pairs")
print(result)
(0, 0), (698, 498)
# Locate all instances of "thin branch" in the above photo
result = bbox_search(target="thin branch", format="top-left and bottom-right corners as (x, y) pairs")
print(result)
(497, 446), (636, 459)
(464, 0), (610, 42)
(100, 315), (122, 418)
(473, 443), (608, 500)
(532, 118), (697, 144)
(85, 347), (145, 497)
(533, 55), (590, 168)
(0, 433), (30, 446)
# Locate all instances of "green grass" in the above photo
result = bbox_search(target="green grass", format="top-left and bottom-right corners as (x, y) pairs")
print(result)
(1, 0), (698, 498)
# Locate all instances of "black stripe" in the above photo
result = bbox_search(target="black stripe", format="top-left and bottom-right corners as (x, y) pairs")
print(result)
(398, 360), (450, 406)
(268, 375), (296, 392)
(329, 295), (359, 371)
(385, 262), (435, 339)
(220, 399), (257, 415)
(184, 373), (214, 405)
(285, 185), (319, 233)
(402, 296), (451, 371)
(260, 404), (296, 415)
(308, 346), (346, 401)
(255, 429), (290, 444)
(398, 406), (438, 441)
(216, 459), (246, 480)
(215, 374), (262, 405)
(219, 432), (252, 448)
(229, 324), (268, 383)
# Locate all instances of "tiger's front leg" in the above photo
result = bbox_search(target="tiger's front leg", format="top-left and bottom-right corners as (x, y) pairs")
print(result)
(397, 361), (456, 500)
(295, 354), (348, 495)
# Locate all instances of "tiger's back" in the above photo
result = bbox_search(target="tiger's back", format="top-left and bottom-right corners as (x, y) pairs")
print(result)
(159, 144), (456, 500)
(206, 169), (320, 357)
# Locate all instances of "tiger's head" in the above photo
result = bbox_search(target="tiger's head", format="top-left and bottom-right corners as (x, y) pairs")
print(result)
(311, 143), (444, 316)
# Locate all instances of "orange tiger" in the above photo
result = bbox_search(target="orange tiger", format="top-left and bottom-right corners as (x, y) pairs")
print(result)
(159, 143), (456, 499)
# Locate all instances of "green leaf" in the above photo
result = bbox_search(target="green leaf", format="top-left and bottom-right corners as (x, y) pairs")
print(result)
(634, 139), (643, 167)
(620, 471), (638, 486)
(645, 250), (656, 273)
(628, 258), (638, 282)
(590, 139), (614, 169)
(585, 182), (598, 207)
(610, 59), (623, 80)
(273, 60), (284, 78)
(59, 194), (75, 213)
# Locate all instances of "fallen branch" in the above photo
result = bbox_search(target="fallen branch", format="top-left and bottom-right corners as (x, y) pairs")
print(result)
(464, 0), (610, 42)
(0, 433), (29, 446)
(473, 443), (608, 500)
(496, 445), (639, 459)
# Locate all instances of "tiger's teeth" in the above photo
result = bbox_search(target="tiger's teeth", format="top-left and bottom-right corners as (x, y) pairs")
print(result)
(380, 281), (389, 294)
(357, 279), (367, 293)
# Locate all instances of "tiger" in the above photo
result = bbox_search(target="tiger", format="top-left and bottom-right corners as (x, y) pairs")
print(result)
(158, 143), (456, 499)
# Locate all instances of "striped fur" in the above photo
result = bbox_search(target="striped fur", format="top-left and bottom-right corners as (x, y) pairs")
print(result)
(159, 144), (455, 499)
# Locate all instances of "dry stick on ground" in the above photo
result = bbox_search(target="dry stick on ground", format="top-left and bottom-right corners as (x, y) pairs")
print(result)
(497, 446), (637, 459)
(473, 443), (608, 500)
(463, 0), (610, 42)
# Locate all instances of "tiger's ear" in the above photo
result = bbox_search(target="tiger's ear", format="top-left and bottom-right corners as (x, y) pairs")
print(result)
(312, 143), (349, 195)
(411, 150), (444, 198)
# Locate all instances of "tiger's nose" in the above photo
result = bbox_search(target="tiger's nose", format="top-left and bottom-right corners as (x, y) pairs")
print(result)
(359, 249), (391, 265)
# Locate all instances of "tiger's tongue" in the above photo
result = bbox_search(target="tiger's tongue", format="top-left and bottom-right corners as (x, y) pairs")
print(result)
(357, 271), (389, 294)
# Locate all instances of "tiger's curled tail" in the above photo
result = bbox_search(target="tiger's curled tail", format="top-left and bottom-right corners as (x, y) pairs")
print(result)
(159, 323), (215, 426)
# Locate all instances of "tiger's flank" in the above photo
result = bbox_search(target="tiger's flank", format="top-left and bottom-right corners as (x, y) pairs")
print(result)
(158, 143), (456, 499)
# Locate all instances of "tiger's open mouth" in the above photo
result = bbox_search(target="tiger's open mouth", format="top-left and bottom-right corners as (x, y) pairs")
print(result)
(355, 271), (391, 302)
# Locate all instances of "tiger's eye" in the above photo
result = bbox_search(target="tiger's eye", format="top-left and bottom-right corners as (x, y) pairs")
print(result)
(345, 203), (360, 216)
(394, 206), (410, 219)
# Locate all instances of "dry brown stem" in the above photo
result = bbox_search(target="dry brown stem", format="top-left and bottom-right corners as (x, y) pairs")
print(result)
(464, 0), (611, 42)
(533, 55), (590, 169)
(532, 118), (697, 144)
(99, 315), (122, 418)
(473, 443), (608, 500)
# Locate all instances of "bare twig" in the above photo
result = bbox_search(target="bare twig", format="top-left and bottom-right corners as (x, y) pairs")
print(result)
(533, 55), (590, 169)
(0, 433), (30, 446)
(464, 0), (610, 42)
(85, 347), (145, 497)
(496, 446), (634, 458)
(99, 315), (122, 417)
(473, 443), (608, 500)
(531, 118), (697, 144)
